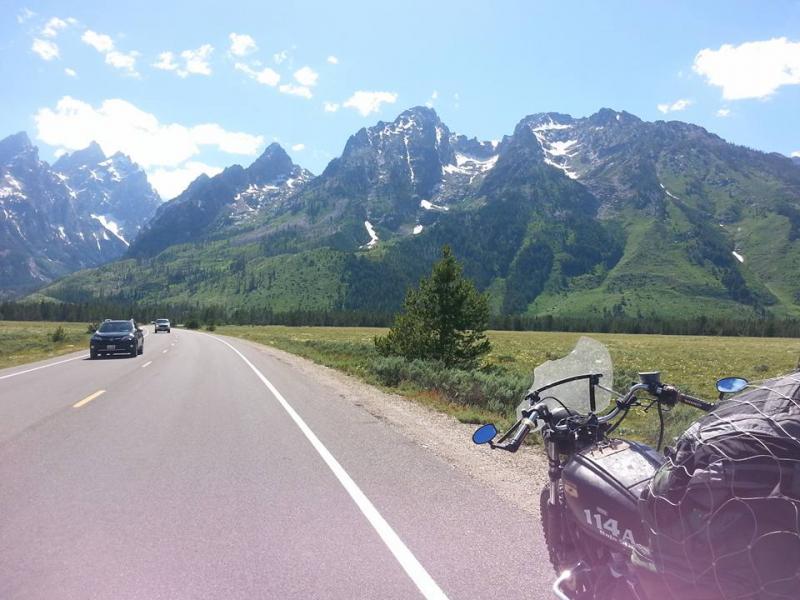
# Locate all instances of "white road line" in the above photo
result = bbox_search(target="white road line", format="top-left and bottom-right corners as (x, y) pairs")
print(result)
(207, 333), (449, 600)
(162, 349), (168, 354)
(142, 361), (153, 368)
(0, 354), (86, 381)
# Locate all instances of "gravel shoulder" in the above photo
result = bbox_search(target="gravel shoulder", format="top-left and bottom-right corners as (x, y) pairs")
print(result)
(233, 335), (549, 517)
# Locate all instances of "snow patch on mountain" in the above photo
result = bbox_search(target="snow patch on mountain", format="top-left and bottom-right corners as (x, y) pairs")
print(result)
(91, 213), (129, 246)
(528, 120), (582, 180)
(420, 199), (449, 211)
(732, 251), (744, 263)
(531, 118), (572, 132)
(361, 220), (379, 248)
(413, 224), (423, 234)
(98, 159), (122, 182)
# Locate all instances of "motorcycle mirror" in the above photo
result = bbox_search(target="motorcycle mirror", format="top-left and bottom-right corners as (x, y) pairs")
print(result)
(716, 377), (748, 395)
(472, 424), (498, 445)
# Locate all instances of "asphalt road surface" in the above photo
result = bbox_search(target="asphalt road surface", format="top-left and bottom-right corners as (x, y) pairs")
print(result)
(0, 329), (553, 599)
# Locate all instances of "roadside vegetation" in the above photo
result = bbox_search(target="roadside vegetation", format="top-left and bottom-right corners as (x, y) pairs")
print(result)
(0, 321), (89, 369)
(216, 325), (800, 447)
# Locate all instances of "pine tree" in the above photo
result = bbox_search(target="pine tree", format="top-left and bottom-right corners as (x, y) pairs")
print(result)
(375, 246), (491, 368)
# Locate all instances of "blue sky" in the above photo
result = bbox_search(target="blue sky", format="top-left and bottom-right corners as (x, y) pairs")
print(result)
(2, 0), (799, 198)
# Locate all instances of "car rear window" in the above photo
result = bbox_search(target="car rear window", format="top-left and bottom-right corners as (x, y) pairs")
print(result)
(98, 321), (133, 333)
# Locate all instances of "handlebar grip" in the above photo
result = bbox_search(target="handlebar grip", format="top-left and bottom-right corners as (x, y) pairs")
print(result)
(679, 392), (715, 412)
(508, 421), (532, 448)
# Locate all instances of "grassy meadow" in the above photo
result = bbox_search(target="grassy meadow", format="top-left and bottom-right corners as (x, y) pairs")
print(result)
(217, 325), (800, 446)
(0, 321), (90, 369)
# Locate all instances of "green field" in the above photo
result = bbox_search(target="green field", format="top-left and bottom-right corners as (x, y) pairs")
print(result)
(0, 321), (90, 369)
(217, 325), (800, 445)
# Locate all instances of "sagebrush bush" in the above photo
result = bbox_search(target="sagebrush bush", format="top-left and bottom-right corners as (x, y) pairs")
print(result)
(369, 355), (528, 413)
(50, 326), (67, 342)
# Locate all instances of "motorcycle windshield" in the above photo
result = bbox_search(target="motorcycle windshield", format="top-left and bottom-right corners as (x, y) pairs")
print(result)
(517, 337), (613, 418)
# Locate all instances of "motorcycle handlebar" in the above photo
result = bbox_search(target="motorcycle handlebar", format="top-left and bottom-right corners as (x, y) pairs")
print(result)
(519, 382), (714, 438)
(678, 391), (715, 412)
(509, 421), (532, 448)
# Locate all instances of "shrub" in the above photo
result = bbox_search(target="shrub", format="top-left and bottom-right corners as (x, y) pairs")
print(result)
(206, 323), (217, 331)
(50, 326), (67, 342)
(185, 319), (200, 329)
(369, 355), (528, 413)
(86, 322), (98, 334)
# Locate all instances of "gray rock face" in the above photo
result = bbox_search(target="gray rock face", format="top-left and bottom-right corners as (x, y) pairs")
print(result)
(128, 143), (311, 258)
(0, 134), (160, 295)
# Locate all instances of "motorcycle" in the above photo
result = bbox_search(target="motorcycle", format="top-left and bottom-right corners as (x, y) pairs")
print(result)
(472, 337), (748, 600)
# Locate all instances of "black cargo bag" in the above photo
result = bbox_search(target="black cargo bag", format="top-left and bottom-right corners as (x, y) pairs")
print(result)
(636, 372), (800, 600)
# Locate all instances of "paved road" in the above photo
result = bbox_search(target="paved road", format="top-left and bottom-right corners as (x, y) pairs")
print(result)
(0, 328), (553, 599)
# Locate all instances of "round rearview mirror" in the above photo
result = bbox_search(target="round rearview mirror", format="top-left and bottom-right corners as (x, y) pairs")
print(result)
(472, 423), (498, 445)
(716, 377), (748, 394)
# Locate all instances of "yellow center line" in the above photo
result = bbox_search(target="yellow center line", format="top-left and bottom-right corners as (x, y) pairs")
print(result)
(73, 389), (106, 409)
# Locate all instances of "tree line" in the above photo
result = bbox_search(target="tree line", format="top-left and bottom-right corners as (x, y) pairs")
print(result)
(2, 298), (799, 338)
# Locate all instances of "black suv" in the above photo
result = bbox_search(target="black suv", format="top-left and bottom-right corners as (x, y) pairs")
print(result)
(90, 319), (144, 359)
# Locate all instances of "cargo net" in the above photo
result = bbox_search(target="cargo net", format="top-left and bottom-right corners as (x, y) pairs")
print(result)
(639, 371), (800, 600)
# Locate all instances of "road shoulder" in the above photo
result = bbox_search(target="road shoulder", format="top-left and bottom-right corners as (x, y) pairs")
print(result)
(222, 333), (548, 516)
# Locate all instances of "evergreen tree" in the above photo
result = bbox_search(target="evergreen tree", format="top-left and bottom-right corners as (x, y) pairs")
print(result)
(375, 246), (491, 368)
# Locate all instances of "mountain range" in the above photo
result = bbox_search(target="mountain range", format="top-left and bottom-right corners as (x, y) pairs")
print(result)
(6, 106), (800, 321)
(0, 133), (160, 296)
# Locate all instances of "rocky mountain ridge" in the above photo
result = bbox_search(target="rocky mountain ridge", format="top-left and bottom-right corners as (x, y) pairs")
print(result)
(0, 133), (160, 295)
(14, 106), (800, 320)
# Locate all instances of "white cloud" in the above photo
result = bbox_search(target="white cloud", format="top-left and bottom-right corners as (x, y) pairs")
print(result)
(34, 96), (264, 170)
(716, 108), (731, 117)
(229, 33), (257, 57)
(106, 50), (139, 73)
(190, 123), (264, 154)
(273, 50), (289, 64)
(80, 31), (139, 75)
(235, 62), (280, 86)
(792, 151), (800, 158)
(42, 17), (68, 38)
(17, 8), (36, 24)
(343, 91), (398, 116)
(327, 55), (339, 64)
(155, 45), (214, 77)
(81, 30), (114, 53)
(294, 66), (318, 87)
(153, 51), (179, 71)
(657, 98), (692, 114)
(693, 37), (800, 100)
(180, 44), (214, 76)
(32, 38), (59, 61)
(323, 101), (340, 112)
(425, 90), (439, 107)
(64, 67), (77, 77)
(279, 83), (313, 98)
(148, 161), (223, 199)
(291, 143), (305, 151)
